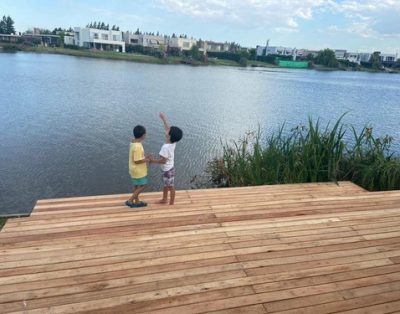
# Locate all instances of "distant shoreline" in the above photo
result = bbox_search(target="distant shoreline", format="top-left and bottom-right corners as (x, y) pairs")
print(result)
(1, 44), (398, 73)
(0, 44), (276, 68)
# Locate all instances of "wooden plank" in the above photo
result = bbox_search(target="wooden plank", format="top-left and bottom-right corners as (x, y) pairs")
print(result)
(76, 287), (255, 314)
(0, 256), (239, 292)
(2, 182), (400, 313)
(266, 291), (400, 313)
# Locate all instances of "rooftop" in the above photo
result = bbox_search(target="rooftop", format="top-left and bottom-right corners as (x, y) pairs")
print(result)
(1, 181), (400, 313)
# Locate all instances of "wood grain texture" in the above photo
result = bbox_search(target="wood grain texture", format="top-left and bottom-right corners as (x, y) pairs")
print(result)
(1, 181), (399, 314)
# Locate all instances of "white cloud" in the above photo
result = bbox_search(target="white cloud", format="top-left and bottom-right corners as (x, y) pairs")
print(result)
(158, 0), (400, 39)
(329, 0), (400, 38)
(158, 0), (328, 32)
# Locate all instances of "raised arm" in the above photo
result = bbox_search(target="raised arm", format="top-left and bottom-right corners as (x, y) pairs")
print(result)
(159, 112), (170, 133)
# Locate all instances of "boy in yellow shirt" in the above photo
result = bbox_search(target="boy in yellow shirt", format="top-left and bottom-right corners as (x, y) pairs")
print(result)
(125, 125), (151, 208)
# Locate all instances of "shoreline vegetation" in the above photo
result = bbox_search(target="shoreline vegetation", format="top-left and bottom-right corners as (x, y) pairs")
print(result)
(0, 218), (6, 231)
(0, 43), (277, 68)
(206, 115), (400, 192)
(1, 43), (398, 73)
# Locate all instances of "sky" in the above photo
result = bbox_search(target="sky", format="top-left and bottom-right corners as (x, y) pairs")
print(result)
(1, 0), (399, 53)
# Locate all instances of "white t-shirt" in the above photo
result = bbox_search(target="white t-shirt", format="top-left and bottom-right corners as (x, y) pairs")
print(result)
(159, 143), (176, 171)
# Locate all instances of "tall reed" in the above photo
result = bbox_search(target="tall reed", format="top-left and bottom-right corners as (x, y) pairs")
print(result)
(208, 115), (400, 191)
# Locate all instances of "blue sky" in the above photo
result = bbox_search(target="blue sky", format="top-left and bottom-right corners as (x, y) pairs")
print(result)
(1, 0), (399, 53)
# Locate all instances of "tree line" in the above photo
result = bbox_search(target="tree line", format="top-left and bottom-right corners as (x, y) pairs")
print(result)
(86, 22), (119, 31)
(313, 49), (398, 69)
(0, 15), (15, 34)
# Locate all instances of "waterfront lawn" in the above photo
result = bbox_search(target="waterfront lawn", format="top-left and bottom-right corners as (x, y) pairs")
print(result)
(23, 46), (179, 64)
(208, 115), (400, 191)
(1, 44), (277, 68)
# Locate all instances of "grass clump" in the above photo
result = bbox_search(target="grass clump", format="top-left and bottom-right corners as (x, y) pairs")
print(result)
(0, 218), (6, 231)
(208, 114), (400, 191)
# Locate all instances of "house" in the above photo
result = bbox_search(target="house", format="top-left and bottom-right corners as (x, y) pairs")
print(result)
(123, 32), (167, 49)
(63, 32), (75, 46)
(22, 33), (61, 47)
(345, 52), (361, 64)
(358, 53), (372, 63)
(334, 49), (347, 60)
(256, 45), (295, 57)
(380, 53), (397, 62)
(203, 41), (230, 53)
(0, 34), (21, 43)
(296, 49), (319, 59)
(73, 27), (125, 52)
(168, 37), (197, 51)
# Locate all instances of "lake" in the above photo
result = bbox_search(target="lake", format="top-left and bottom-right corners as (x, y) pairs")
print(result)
(1, 52), (400, 215)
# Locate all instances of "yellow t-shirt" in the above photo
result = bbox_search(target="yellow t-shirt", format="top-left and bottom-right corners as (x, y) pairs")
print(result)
(129, 142), (147, 178)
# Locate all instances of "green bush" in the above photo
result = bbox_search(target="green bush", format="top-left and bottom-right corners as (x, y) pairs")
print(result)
(208, 114), (400, 191)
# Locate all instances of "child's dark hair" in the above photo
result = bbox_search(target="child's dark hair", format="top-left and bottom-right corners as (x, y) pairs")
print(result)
(169, 126), (183, 143)
(133, 125), (146, 138)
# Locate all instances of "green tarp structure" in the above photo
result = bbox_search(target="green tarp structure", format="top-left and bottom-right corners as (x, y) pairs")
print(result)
(278, 60), (309, 68)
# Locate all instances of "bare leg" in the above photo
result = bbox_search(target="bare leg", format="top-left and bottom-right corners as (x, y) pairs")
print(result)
(157, 187), (168, 204)
(131, 185), (147, 203)
(169, 186), (175, 205)
(128, 186), (137, 203)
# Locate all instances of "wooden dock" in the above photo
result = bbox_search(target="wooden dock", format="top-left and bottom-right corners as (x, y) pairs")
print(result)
(1, 181), (400, 313)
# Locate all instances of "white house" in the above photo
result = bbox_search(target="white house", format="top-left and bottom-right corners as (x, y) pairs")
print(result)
(123, 32), (167, 49)
(63, 32), (75, 46)
(74, 27), (125, 52)
(168, 37), (197, 51)
(204, 41), (230, 52)
(345, 52), (361, 64)
(380, 53), (398, 62)
(334, 49), (346, 60)
(256, 45), (295, 57)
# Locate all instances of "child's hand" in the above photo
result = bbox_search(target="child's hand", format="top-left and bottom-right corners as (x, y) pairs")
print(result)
(146, 154), (153, 163)
(159, 112), (166, 120)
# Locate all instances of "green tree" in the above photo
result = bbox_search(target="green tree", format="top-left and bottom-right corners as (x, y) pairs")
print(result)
(249, 48), (256, 60)
(306, 53), (314, 61)
(189, 45), (200, 60)
(135, 28), (140, 35)
(369, 51), (382, 69)
(238, 48), (249, 66)
(6, 16), (15, 34)
(314, 49), (338, 68)
(0, 15), (15, 34)
(0, 16), (6, 33)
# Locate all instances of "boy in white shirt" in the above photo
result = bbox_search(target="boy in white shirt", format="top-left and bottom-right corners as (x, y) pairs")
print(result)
(150, 113), (183, 205)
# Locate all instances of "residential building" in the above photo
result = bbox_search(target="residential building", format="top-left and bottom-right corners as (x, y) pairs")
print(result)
(123, 32), (167, 49)
(359, 53), (372, 63)
(334, 49), (347, 60)
(63, 32), (75, 45)
(73, 27), (125, 52)
(345, 52), (361, 64)
(380, 53), (398, 62)
(168, 37), (197, 51)
(23, 33), (61, 47)
(0, 34), (21, 43)
(204, 41), (230, 52)
(296, 49), (319, 59)
(256, 45), (295, 57)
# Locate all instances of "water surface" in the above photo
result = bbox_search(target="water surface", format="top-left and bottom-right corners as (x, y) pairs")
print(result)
(1, 52), (399, 215)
